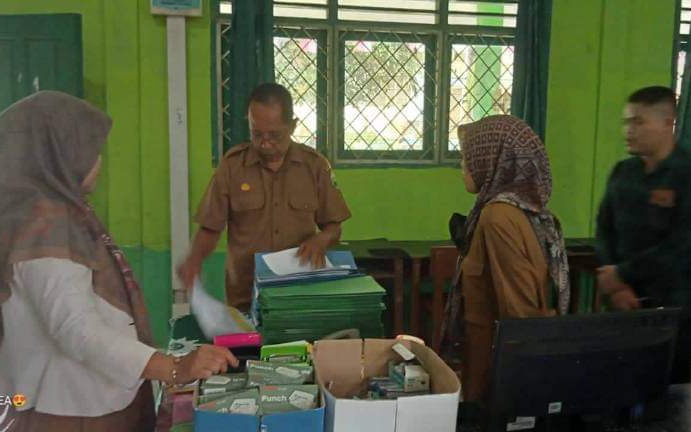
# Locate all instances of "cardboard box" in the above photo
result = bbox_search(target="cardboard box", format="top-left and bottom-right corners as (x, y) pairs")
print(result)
(193, 383), (325, 432)
(313, 339), (460, 432)
(246, 360), (313, 386)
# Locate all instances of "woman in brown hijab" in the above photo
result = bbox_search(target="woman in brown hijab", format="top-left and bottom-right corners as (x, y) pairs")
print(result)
(0, 92), (237, 431)
(449, 115), (570, 404)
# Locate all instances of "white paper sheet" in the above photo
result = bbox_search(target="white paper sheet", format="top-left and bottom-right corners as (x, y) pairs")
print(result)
(262, 247), (334, 276)
(190, 278), (255, 338)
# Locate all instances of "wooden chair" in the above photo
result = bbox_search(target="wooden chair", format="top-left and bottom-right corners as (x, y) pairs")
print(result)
(566, 250), (601, 313)
(422, 244), (599, 353)
(426, 245), (460, 353)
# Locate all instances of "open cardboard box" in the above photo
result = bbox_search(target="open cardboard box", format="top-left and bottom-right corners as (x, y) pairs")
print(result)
(313, 339), (460, 432)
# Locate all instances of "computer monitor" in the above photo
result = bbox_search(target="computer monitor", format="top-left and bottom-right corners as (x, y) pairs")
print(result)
(486, 308), (682, 432)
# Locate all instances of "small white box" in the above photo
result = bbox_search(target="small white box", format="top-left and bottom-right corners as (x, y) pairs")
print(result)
(391, 364), (430, 393)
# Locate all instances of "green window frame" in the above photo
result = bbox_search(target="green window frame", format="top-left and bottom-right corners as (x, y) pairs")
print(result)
(675, 0), (691, 94)
(336, 30), (438, 164)
(216, 0), (517, 166)
(444, 28), (514, 161)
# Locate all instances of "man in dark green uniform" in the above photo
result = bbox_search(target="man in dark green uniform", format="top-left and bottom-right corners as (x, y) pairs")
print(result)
(596, 86), (691, 383)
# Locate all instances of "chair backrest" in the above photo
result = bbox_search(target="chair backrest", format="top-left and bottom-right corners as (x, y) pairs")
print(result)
(429, 245), (461, 353)
(430, 245), (460, 283)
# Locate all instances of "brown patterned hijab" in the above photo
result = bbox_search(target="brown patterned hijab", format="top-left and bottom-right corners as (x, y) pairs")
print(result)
(0, 91), (153, 346)
(460, 115), (570, 314)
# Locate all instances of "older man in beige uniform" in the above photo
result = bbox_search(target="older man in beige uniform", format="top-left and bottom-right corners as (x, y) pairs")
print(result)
(179, 83), (351, 310)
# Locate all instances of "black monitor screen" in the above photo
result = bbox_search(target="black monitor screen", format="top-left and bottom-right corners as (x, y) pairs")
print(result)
(487, 308), (681, 431)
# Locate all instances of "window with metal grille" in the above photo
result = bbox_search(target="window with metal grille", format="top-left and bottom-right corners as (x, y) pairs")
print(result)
(274, 27), (327, 150)
(340, 32), (436, 161)
(217, 0), (518, 165)
(217, 16), (231, 160)
(677, 0), (691, 95)
(447, 33), (514, 155)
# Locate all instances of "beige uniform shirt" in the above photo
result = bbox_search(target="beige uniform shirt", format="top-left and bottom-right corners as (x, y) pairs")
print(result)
(195, 142), (351, 310)
(461, 202), (554, 402)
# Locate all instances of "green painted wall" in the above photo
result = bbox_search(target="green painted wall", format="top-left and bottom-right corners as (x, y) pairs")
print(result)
(335, 168), (470, 240)
(545, 0), (677, 237)
(0, 0), (216, 346)
(0, 0), (678, 346)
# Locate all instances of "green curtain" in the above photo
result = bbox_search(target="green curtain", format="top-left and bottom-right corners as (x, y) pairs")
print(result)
(228, 0), (275, 150)
(676, 42), (691, 152)
(511, 0), (552, 141)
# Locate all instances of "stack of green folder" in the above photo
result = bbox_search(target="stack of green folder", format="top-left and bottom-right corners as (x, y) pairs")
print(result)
(258, 275), (387, 344)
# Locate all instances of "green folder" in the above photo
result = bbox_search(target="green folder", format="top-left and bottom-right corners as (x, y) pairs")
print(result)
(259, 275), (385, 299)
(257, 275), (386, 344)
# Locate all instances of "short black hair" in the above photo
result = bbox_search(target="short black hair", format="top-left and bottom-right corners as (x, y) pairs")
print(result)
(247, 82), (294, 123)
(628, 86), (676, 109)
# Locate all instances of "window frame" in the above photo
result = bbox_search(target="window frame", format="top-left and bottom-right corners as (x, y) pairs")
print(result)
(335, 29), (438, 164)
(216, 0), (518, 167)
(273, 25), (330, 155)
(675, 0), (691, 94)
(443, 25), (515, 162)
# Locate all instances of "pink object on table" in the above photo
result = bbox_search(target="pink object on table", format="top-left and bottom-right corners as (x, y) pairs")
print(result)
(213, 332), (262, 348)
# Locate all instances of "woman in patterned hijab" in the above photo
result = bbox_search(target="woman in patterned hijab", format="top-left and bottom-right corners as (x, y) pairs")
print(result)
(446, 114), (569, 403)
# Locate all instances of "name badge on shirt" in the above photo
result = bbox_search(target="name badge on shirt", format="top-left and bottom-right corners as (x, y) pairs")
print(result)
(649, 189), (676, 208)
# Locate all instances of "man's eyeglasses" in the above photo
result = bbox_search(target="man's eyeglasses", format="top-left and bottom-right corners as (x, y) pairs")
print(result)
(250, 130), (289, 144)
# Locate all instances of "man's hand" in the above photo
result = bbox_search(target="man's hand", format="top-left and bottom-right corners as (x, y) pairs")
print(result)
(177, 257), (202, 292)
(177, 228), (222, 292)
(608, 287), (641, 311)
(596, 265), (631, 295)
(296, 232), (331, 269)
(597, 265), (640, 311)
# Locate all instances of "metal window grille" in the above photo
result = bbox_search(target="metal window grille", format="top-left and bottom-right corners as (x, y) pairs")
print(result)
(677, 0), (691, 95)
(339, 32), (436, 162)
(218, 18), (232, 156)
(274, 26), (328, 150)
(218, 0), (518, 165)
(447, 32), (514, 155)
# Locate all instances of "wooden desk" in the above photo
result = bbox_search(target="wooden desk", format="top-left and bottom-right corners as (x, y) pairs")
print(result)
(564, 238), (599, 313)
(336, 238), (599, 338)
(334, 239), (406, 336)
(335, 239), (451, 336)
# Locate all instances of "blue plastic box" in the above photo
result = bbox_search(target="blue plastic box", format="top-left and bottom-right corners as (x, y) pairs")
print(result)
(193, 385), (325, 432)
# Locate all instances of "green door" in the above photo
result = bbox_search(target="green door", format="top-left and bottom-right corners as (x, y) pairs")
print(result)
(0, 14), (83, 112)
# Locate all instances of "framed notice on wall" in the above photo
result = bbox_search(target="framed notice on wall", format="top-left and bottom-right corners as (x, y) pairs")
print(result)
(151, 0), (203, 17)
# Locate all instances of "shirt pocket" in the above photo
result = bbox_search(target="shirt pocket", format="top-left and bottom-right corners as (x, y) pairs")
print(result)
(288, 193), (318, 233)
(287, 166), (318, 215)
(462, 256), (484, 277)
(231, 190), (265, 212)
(461, 256), (493, 325)
(289, 194), (318, 213)
(647, 203), (675, 233)
(230, 172), (265, 213)
(461, 256), (485, 300)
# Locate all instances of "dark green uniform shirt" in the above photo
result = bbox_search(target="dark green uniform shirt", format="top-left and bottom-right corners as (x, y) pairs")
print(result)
(596, 145), (691, 307)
